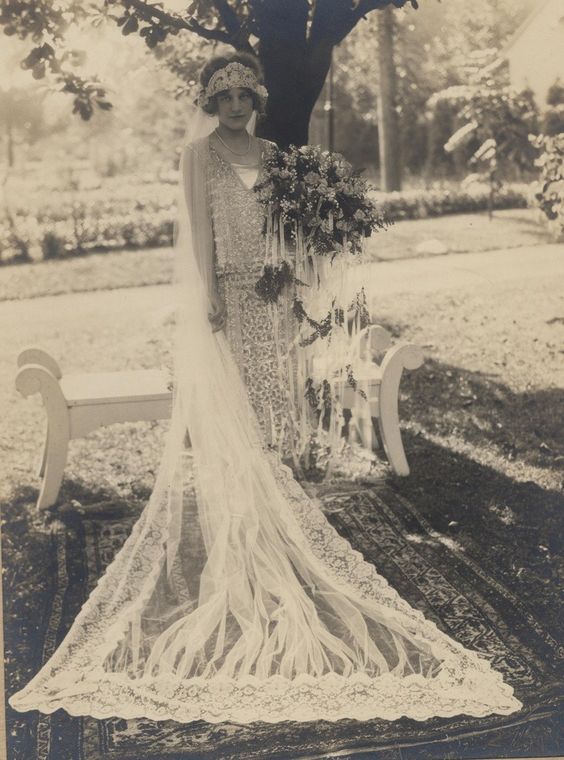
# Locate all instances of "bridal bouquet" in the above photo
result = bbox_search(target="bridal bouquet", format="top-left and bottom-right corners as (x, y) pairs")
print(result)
(253, 144), (390, 471)
(254, 144), (388, 261)
(253, 144), (388, 341)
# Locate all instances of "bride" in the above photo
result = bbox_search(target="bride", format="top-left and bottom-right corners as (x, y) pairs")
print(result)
(9, 50), (522, 724)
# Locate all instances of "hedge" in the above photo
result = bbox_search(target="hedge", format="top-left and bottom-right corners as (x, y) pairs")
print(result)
(371, 184), (530, 222)
(0, 179), (531, 264)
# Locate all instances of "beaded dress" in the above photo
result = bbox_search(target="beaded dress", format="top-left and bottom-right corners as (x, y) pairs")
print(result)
(207, 138), (298, 458)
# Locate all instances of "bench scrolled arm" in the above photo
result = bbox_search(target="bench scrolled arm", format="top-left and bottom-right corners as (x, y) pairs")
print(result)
(17, 347), (62, 379)
(381, 342), (424, 374)
(15, 364), (66, 409)
(367, 325), (393, 356)
(376, 341), (424, 477)
(346, 324), (393, 364)
(15, 361), (70, 511)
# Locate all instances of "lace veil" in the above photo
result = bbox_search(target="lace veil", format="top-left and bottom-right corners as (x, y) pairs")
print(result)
(7, 101), (523, 724)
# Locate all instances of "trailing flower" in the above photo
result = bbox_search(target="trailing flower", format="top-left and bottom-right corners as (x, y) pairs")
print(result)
(345, 364), (367, 401)
(254, 260), (307, 303)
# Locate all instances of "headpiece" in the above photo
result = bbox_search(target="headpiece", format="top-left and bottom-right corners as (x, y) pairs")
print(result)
(197, 61), (268, 110)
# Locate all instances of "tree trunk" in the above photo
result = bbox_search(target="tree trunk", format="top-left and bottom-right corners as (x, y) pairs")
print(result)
(256, 41), (332, 147)
(377, 6), (401, 191)
(253, 1), (333, 147)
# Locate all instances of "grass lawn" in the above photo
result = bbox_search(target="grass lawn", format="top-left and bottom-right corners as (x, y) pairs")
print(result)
(2, 239), (562, 571)
(0, 208), (554, 303)
(366, 272), (564, 635)
(364, 207), (553, 261)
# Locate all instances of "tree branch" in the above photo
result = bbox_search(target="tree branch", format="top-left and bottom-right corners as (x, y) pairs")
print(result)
(211, 0), (241, 35)
(212, 0), (255, 51)
(252, 0), (309, 46)
(125, 0), (234, 45)
(310, 0), (416, 47)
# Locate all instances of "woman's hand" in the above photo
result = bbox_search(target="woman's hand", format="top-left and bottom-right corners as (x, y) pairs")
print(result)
(208, 290), (227, 332)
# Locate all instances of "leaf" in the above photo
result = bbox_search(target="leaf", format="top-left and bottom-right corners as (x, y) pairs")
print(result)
(22, 47), (45, 69)
(73, 99), (93, 121)
(122, 15), (139, 35)
(31, 62), (46, 80)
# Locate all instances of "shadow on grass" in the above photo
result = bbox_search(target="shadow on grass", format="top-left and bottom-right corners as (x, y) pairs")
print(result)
(4, 454), (564, 760)
(397, 356), (564, 480)
(385, 430), (563, 637)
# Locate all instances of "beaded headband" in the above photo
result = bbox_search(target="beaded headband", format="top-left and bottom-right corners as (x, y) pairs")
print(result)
(197, 62), (268, 110)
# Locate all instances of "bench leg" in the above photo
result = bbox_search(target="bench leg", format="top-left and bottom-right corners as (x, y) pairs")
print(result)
(377, 396), (409, 476)
(378, 343), (424, 476)
(344, 383), (379, 453)
(15, 364), (71, 510)
(37, 423), (48, 478)
(37, 423), (70, 510)
(356, 414), (375, 451)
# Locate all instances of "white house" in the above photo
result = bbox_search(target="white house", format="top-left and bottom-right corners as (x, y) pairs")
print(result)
(502, 0), (564, 107)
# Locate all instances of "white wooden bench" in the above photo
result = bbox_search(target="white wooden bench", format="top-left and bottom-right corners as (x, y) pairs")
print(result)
(16, 326), (423, 510)
(326, 325), (424, 471)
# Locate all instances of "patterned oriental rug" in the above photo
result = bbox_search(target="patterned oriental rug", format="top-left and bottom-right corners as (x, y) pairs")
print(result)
(5, 483), (563, 760)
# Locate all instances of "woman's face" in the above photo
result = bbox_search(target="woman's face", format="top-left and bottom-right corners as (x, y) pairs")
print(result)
(215, 87), (254, 130)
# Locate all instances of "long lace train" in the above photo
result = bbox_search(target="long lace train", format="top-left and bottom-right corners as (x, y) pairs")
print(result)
(9, 427), (522, 723)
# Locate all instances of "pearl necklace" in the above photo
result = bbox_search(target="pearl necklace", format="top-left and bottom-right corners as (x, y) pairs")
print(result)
(214, 128), (252, 157)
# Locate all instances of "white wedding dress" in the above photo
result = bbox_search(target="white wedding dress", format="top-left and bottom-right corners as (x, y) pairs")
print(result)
(8, 130), (523, 724)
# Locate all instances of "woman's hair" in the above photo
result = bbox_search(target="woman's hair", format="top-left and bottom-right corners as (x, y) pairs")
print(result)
(198, 50), (266, 115)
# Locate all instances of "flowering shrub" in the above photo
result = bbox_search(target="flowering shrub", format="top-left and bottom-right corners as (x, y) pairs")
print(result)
(41, 231), (67, 260)
(542, 80), (564, 137)
(428, 52), (539, 180)
(0, 215), (39, 264)
(42, 210), (173, 253)
(0, 178), (176, 263)
(374, 184), (529, 221)
(0, 227), (33, 264)
(530, 133), (564, 240)
(12, 183), (176, 224)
